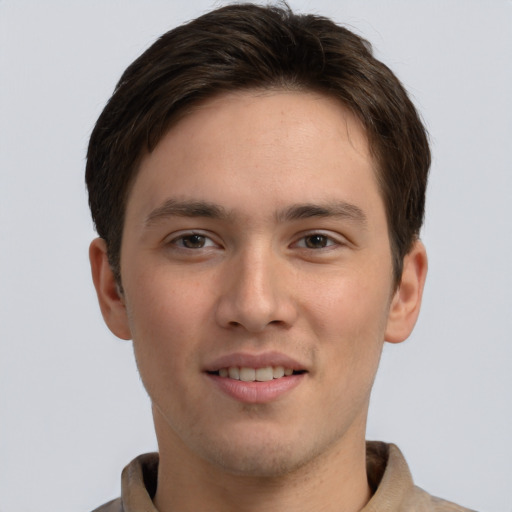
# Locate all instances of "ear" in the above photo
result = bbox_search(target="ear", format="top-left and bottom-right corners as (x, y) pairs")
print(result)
(385, 240), (428, 344)
(89, 238), (132, 340)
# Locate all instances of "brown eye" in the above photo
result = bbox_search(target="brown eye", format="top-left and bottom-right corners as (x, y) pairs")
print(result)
(180, 234), (206, 248)
(304, 234), (330, 249)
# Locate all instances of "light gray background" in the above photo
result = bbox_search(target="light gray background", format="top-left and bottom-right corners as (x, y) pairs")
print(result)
(1, 1), (510, 511)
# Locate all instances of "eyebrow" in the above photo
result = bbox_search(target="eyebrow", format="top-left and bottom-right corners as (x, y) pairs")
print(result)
(145, 199), (232, 226)
(277, 202), (368, 226)
(145, 198), (367, 227)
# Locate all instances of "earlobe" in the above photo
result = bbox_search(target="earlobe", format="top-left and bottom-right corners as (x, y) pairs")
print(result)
(385, 240), (428, 344)
(89, 238), (132, 340)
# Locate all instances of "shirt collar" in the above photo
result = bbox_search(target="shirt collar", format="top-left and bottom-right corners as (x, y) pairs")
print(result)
(119, 442), (414, 512)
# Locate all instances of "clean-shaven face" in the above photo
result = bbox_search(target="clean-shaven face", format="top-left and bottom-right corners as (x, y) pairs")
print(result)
(118, 90), (397, 477)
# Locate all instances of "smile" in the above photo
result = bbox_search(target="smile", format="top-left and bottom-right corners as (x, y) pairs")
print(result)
(213, 366), (305, 382)
(204, 352), (308, 402)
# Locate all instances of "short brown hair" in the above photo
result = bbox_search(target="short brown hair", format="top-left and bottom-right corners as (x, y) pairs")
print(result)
(86, 3), (430, 286)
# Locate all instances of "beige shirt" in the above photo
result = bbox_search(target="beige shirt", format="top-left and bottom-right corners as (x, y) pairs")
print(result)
(92, 442), (475, 512)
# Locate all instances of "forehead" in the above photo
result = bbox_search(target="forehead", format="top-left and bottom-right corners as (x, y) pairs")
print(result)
(172, 89), (372, 164)
(126, 90), (383, 227)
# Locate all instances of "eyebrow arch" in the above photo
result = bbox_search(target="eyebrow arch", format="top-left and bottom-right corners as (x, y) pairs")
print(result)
(145, 199), (232, 226)
(145, 198), (367, 227)
(277, 202), (368, 226)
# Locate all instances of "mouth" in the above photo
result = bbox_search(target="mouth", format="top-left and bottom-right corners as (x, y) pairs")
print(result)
(204, 352), (308, 402)
(207, 366), (307, 382)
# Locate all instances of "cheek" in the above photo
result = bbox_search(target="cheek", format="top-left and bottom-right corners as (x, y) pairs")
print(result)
(305, 267), (391, 333)
(124, 271), (211, 380)
(128, 264), (210, 331)
(302, 270), (391, 375)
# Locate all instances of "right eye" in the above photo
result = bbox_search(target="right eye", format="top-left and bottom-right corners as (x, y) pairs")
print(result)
(170, 233), (217, 249)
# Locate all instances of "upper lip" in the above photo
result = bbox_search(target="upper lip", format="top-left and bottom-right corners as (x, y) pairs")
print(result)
(204, 351), (308, 372)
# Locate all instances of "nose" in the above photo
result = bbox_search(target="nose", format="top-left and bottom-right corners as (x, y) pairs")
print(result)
(214, 246), (297, 333)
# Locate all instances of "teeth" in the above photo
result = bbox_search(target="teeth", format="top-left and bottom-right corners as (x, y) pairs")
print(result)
(228, 367), (240, 379)
(239, 367), (255, 382)
(273, 366), (285, 378)
(217, 366), (297, 381)
(255, 367), (273, 382)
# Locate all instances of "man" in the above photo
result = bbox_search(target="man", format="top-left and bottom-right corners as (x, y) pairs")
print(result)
(86, 3), (473, 511)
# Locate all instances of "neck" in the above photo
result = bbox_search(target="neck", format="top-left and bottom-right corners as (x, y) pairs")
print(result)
(153, 414), (371, 512)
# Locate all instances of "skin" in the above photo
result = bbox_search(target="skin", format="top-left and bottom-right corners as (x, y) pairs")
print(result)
(90, 90), (427, 512)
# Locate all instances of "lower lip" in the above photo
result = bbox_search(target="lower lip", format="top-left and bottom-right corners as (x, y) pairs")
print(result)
(207, 373), (305, 404)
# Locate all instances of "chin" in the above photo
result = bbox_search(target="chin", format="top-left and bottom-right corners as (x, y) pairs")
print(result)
(195, 427), (324, 478)
(206, 444), (303, 478)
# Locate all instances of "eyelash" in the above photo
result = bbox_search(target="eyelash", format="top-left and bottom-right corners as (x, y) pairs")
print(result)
(167, 231), (342, 252)
(293, 233), (340, 250)
(168, 232), (218, 250)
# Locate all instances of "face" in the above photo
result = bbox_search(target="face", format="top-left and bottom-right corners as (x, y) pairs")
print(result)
(93, 90), (423, 477)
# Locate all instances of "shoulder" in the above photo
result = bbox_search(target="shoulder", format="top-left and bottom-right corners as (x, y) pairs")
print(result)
(365, 442), (477, 512)
(90, 497), (123, 512)
(88, 452), (159, 512)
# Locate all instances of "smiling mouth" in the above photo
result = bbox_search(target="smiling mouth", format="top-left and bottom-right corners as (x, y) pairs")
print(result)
(208, 366), (307, 382)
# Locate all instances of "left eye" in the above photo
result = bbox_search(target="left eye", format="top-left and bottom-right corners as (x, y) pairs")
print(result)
(296, 234), (336, 249)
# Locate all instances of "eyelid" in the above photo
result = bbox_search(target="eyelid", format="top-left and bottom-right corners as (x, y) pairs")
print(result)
(292, 230), (347, 249)
(165, 230), (221, 249)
